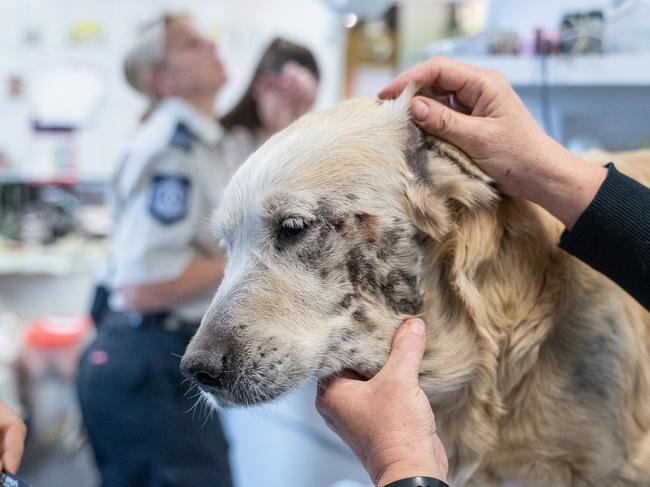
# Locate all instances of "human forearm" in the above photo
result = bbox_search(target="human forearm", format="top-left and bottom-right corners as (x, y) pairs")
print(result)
(374, 444), (449, 486)
(516, 142), (608, 230)
(119, 255), (225, 313)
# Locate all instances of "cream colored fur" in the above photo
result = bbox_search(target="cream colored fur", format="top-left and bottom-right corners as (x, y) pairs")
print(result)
(184, 90), (650, 486)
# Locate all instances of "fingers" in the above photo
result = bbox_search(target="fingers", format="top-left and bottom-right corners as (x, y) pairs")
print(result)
(317, 370), (364, 399)
(316, 369), (366, 414)
(0, 402), (26, 474)
(379, 57), (496, 110)
(280, 63), (318, 110)
(2, 422), (26, 474)
(410, 96), (481, 147)
(378, 319), (427, 385)
(380, 57), (474, 97)
(281, 63), (312, 92)
(259, 64), (317, 118)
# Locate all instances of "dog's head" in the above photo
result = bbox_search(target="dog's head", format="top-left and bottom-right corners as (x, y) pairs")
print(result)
(181, 88), (499, 407)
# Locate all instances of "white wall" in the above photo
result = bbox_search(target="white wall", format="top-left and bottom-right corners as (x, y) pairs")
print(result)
(0, 0), (345, 182)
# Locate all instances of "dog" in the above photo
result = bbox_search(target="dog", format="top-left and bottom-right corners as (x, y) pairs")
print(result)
(181, 87), (650, 486)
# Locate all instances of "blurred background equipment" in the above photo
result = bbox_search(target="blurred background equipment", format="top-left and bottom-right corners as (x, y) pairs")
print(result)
(0, 1), (648, 486)
(343, 5), (399, 97)
(321, 0), (394, 20)
(422, 0), (650, 150)
(20, 315), (92, 447)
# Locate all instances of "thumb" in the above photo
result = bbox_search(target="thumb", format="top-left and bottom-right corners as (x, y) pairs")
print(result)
(410, 96), (479, 147)
(2, 424), (26, 474)
(379, 319), (427, 384)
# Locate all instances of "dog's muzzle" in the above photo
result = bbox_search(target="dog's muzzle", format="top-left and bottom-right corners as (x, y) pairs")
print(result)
(180, 342), (231, 391)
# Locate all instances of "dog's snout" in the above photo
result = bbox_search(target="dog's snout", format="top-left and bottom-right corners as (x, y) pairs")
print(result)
(181, 350), (228, 389)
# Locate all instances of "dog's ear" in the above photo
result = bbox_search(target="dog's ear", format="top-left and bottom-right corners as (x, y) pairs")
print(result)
(402, 123), (501, 314)
(402, 122), (498, 236)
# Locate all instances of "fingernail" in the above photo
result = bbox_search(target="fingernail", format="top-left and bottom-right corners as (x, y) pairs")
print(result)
(407, 318), (425, 336)
(411, 99), (428, 120)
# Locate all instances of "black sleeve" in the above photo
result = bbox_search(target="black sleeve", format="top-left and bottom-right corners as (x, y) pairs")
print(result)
(559, 163), (650, 310)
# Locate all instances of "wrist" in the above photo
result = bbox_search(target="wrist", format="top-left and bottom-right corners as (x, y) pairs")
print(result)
(382, 478), (450, 487)
(524, 143), (607, 229)
(375, 460), (447, 487)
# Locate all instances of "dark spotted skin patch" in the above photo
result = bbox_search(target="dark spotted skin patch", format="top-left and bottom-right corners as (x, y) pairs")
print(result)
(352, 308), (365, 322)
(412, 229), (430, 247)
(352, 307), (377, 333)
(404, 123), (431, 185)
(377, 228), (403, 261)
(355, 213), (370, 224)
(341, 329), (355, 342)
(297, 245), (322, 269)
(346, 246), (379, 295)
(346, 246), (379, 294)
(315, 199), (336, 220)
(344, 219), (423, 316)
(571, 321), (621, 402)
(404, 122), (490, 188)
(381, 269), (423, 315)
(339, 293), (355, 309)
(268, 195), (424, 348)
(355, 212), (379, 244)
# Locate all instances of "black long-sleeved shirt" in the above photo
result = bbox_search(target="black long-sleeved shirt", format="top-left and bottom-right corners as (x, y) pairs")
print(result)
(559, 163), (650, 310)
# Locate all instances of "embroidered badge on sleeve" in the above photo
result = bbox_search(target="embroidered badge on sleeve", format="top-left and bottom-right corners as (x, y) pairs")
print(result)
(149, 174), (191, 224)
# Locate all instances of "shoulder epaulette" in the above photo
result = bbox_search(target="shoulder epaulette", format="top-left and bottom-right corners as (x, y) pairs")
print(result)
(170, 122), (198, 152)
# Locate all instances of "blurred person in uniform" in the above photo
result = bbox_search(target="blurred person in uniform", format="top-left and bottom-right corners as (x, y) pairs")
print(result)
(76, 13), (319, 487)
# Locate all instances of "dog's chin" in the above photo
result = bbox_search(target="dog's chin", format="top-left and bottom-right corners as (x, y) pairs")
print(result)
(200, 380), (296, 408)
(198, 359), (337, 408)
(200, 389), (230, 409)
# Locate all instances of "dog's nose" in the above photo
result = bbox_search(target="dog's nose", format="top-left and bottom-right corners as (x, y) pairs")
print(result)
(180, 350), (227, 389)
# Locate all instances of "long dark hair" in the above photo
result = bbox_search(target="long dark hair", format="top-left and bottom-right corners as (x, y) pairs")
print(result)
(220, 38), (320, 132)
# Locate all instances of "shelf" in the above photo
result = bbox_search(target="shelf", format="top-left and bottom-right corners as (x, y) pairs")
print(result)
(452, 53), (650, 86)
(0, 237), (107, 276)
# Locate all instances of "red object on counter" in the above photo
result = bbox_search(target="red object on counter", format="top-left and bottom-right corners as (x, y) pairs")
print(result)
(24, 315), (92, 349)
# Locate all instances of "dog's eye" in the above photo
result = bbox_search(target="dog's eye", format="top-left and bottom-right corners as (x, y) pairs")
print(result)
(277, 217), (310, 243)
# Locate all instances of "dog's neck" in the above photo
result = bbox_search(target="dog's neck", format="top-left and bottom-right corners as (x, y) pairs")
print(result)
(416, 196), (576, 477)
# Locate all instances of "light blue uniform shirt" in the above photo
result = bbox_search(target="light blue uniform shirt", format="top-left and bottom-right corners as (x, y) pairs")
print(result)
(107, 98), (254, 321)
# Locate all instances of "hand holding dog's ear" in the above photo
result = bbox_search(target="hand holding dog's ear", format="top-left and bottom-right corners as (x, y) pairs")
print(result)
(380, 57), (607, 230)
(379, 56), (558, 199)
(316, 319), (448, 487)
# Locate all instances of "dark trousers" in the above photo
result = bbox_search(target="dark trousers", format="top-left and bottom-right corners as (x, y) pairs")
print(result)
(77, 313), (233, 487)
